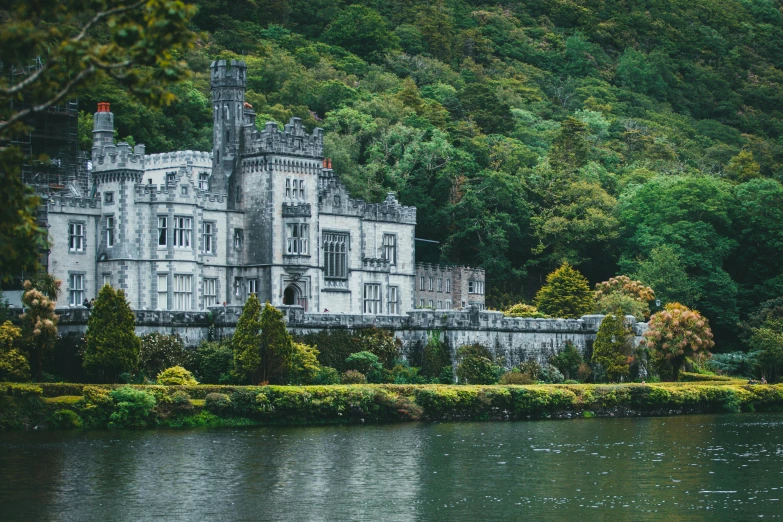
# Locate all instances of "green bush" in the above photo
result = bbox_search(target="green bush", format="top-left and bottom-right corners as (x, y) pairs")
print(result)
(341, 370), (367, 384)
(169, 390), (194, 413)
(456, 344), (498, 384)
(679, 371), (732, 382)
(499, 369), (534, 384)
(157, 366), (198, 386)
(2, 383), (42, 397)
(50, 409), (83, 429)
(193, 341), (234, 384)
(205, 392), (231, 412)
(345, 351), (384, 383)
(138, 333), (189, 380)
(108, 386), (156, 428)
(312, 366), (341, 385)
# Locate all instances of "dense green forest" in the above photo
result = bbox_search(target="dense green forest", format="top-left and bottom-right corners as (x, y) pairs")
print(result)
(75, 0), (783, 350)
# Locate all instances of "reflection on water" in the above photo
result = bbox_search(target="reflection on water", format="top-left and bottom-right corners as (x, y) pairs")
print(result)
(1, 414), (782, 521)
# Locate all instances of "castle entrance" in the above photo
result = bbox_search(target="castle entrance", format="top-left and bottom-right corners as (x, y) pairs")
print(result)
(283, 284), (308, 311)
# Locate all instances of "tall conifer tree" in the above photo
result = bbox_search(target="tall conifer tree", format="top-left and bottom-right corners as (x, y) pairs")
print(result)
(536, 262), (593, 318)
(83, 285), (140, 383)
(232, 294), (263, 383)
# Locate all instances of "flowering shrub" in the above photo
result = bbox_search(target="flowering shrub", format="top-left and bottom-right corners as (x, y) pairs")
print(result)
(19, 281), (59, 379)
(642, 303), (714, 381)
(594, 275), (655, 320)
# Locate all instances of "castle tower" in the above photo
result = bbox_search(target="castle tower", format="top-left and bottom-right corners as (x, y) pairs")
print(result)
(210, 59), (247, 194)
(90, 102), (144, 304)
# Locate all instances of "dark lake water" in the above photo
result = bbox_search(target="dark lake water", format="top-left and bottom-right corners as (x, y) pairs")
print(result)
(1, 414), (782, 521)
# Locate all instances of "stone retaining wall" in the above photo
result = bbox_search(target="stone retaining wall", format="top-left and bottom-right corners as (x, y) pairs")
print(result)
(50, 306), (648, 368)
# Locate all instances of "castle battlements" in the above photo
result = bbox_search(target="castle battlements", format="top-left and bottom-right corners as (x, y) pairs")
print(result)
(245, 118), (324, 158)
(92, 142), (145, 173)
(145, 150), (212, 170)
(47, 194), (101, 210)
(318, 172), (416, 224)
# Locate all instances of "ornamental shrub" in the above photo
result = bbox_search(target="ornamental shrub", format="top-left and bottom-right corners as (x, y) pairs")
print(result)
(420, 333), (451, 379)
(352, 327), (402, 369)
(287, 342), (321, 384)
(535, 262), (593, 319)
(341, 370), (367, 384)
(642, 303), (715, 381)
(706, 351), (758, 377)
(749, 319), (783, 382)
(193, 341), (234, 384)
(0, 320), (30, 382)
(297, 329), (355, 371)
(499, 368), (534, 384)
(170, 390), (193, 412)
(592, 314), (634, 382)
(503, 303), (548, 318)
(108, 386), (156, 428)
(345, 351), (384, 383)
(138, 333), (188, 379)
(594, 275), (655, 320)
(550, 341), (583, 381)
(19, 280), (59, 380)
(518, 359), (542, 381)
(312, 366), (341, 384)
(157, 365), (199, 386)
(50, 409), (83, 429)
(205, 392), (231, 412)
(539, 364), (565, 384)
(83, 285), (140, 383)
(456, 344), (498, 384)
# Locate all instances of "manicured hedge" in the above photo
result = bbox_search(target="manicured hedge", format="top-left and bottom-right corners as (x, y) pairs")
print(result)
(1, 382), (782, 430)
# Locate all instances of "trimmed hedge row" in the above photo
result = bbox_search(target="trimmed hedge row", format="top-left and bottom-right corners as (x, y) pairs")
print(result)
(2, 382), (782, 430)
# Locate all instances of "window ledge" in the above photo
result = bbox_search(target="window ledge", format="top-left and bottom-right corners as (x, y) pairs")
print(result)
(321, 287), (351, 293)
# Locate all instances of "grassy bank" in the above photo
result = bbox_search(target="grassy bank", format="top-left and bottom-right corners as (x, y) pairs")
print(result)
(2, 381), (782, 430)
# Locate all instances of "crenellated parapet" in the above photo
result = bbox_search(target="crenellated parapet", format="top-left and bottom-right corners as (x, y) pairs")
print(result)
(47, 194), (101, 210)
(92, 142), (145, 174)
(245, 118), (324, 158)
(133, 180), (228, 207)
(319, 169), (417, 224)
(145, 150), (212, 170)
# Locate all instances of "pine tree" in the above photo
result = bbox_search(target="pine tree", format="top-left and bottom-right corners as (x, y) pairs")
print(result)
(260, 302), (295, 384)
(83, 285), (140, 383)
(536, 262), (593, 318)
(232, 294), (262, 384)
(592, 314), (633, 382)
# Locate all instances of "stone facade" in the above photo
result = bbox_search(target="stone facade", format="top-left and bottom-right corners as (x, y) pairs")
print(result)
(45, 60), (420, 315)
(52, 306), (647, 370)
(414, 264), (486, 310)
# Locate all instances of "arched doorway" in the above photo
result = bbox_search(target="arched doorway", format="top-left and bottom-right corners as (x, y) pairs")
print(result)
(283, 286), (297, 305)
(282, 283), (308, 310)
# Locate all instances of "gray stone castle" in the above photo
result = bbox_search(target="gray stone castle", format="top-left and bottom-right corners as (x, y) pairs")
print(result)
(43, 60), (485, 314)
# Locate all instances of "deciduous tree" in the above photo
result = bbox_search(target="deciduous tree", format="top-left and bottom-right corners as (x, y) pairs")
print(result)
(642, 303), (714, 381)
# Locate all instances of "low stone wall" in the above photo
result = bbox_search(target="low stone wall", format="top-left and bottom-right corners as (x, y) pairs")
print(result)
(51, 306), (648, 368)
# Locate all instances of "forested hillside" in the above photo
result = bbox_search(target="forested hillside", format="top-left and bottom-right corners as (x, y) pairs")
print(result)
(76, 0), (783, 350)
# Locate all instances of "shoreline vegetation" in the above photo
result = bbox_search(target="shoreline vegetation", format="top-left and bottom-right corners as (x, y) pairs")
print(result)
(2, 381), (782, 431)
